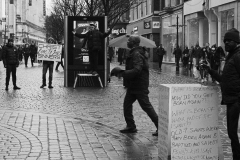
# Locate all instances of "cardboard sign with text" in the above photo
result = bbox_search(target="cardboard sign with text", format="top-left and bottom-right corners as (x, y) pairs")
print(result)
(158, 84), (223, 160)
(37, 43), (62, 62)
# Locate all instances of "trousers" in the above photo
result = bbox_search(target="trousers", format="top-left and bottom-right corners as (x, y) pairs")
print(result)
(123, 89), (158, 129)
(227, 101), (240, 160)
(6, 65), (17, 87)
(42, 62), (54, 86)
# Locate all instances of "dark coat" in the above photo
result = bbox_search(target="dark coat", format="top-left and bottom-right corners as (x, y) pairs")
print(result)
(2, 44), (19, 66)
(75, 29), (110, 51)
(23, 44), (31, 56)
(29, 44), (37, 55)
(122, 46), (149, 90)
(156, 47), (166, 56)
(173, 47), (182, 58)
(209, 46), (240, 104)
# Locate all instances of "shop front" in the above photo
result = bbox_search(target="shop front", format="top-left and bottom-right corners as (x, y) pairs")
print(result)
(126, 16), (160, 62)
(162, 12), (183, 63)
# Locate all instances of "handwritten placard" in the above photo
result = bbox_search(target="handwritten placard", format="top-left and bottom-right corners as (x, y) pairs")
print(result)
(158, 84), (219, 160)
(37, 43), (62, 62)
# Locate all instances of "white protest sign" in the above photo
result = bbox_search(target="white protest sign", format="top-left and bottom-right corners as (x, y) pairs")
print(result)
(158, 84), (221, 160)
(37, 43), (62, 62)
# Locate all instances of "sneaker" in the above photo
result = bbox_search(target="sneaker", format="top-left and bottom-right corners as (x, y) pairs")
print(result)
(13, 86), (21, 90)
(120, 127), (137, 133)
(40, 84), (46, 88)
(48, 85), (53, 89)
(152, 130), (158, 136)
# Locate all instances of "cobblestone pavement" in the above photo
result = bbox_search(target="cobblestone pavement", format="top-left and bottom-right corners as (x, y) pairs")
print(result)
(0, 60), (238, 160)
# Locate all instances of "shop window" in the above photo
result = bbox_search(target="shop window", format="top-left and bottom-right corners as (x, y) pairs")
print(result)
(221, 9), (234, 48)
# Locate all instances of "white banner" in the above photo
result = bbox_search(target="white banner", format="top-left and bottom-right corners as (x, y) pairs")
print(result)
(37, 43), (62, 62)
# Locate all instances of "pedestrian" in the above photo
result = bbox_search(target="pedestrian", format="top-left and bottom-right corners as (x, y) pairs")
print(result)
(18, 45), (24, 64)
(155, 44), (166, 71)
(2, 39), (21, 90)
(192, 43), (202, 80)
(55, 41), (64, 71)
(72, 22), (111, 75)
(40, 38), (55, 89)
(209, 45), (217, 83)
(204, 28), (240, 160)
(115, 35), (158, 136)
(188, 45), (195, 71)
(108, 47), (114, 63)
(118, 48), (124, 65)
(29, 41), (37, 67)
(173, 45), (182, 71)
(182, 46), (189, 69)
(0, 44), (3, 61)
(23, 43), (31, 67)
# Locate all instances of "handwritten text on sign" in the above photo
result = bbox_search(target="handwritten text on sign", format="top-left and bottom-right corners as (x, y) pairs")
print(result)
(171, 86), (218, 160)
(37, 43), (62, 62)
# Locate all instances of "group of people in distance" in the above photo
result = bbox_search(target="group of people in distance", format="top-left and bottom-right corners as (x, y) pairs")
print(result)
(156, 42), (226, 83)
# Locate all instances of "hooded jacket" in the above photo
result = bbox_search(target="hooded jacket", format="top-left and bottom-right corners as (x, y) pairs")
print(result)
(2, 43), (19, 66)
(209, 46), (240, 104)
(122, 46), (149, 90)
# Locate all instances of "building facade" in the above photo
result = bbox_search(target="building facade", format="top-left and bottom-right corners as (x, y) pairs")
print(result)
(126, 0), (160, 62)
(0, 0), (46, 45)
(184, 0), (239, 51)
(159, 0), (185, 63)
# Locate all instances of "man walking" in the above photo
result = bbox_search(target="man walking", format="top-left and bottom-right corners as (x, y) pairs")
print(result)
(155, 44), (166, 71)
(173, 45), (182, 71)
(116, 35), (158, 136)
(205, 28), (240, 160)
(29, 41), (37, 67)
(72, 23), (111, 75)
(2, 39), (21, 90)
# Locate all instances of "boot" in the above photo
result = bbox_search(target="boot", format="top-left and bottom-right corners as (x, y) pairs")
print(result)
(13, 86), (21, 90)
(5, 86), (8, 91)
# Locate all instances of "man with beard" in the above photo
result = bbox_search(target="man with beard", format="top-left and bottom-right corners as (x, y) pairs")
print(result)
(2, 39), (21, 90)
(204, 28), (240, 160)
(115, 35), (158, 136)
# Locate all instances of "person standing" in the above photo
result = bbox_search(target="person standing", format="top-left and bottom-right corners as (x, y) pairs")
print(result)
(173, 45), (182, 71)
(72, 23), (111, 75)
(118, 48), (124, 65)
(182, 46), (189, 69)
(108, 47), (114, 63)
(155, 44), (166, 71)
(23, 43), (31, 67)
(40, 39), (55, 89)
(2, 39), (21, 90)
(205, 28), (240, 160)
(115, 35), (158, 136)
(55, 41), (64, 71)
(29, 41), (37, 67)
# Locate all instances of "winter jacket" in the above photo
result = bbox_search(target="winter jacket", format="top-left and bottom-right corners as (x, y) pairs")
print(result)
(23, 44), (31, 56)
(173, 47), (182, 58)
(75, 29), (110, 51)
(2, 44), (19, 66)
(122, 46), (149, 90)
(156, 47), (166, 56)
(29, 44), (37, 55)
(209, 46), (240, 104)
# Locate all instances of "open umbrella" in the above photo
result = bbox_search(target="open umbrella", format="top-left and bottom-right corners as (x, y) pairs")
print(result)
(110, 67), (124, 77)
(109, 34), (156, 48)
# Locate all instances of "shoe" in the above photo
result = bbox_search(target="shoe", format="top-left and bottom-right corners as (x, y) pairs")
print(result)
(48, 85), (53, 89)
(152, 130), (158, 136)
(119, 127), (137, 133)
(5, 87), (8, 91)
(13, 86), (21, 90)
(40, 84), (46, 88)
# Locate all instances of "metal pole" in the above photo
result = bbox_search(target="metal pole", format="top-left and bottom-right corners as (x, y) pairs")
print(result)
(177, 15), (178, 48)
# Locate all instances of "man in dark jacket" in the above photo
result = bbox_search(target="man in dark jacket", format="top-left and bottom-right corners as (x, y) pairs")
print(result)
(2, 39), (21, 90)
(173, 45), (182, 71)
(205, 28), (240, 160)
(72, 23), (111, 75)
(156, 44), (166, 71)
(116, 35), (158, 136)
(23, 43), (31, 67)
(29, 41), (37, 67)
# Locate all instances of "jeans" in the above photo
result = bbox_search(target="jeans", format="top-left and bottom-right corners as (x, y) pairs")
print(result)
(6, 65), (17, 87)
(30, 54), (35, 66)
(55, 58), (64, 70)
(42, 62), (54, 86)
(123, 89), (158, 129)
(227, 102), (240, 160)
(24, 54), (30, 66)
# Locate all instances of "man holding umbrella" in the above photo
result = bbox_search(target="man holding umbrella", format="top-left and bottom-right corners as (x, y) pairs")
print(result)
(112, 35), (158, 136)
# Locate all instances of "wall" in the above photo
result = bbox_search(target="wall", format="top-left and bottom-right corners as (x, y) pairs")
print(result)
(210, 0), (235, 8)
(184, 0), (204, 15)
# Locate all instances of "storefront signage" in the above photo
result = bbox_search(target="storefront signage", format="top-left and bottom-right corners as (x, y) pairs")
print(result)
(144, 21), (151, 29)
(133, 26), (138, 32)
(153, 21), (160, 28)
(112, 28), (126, 35)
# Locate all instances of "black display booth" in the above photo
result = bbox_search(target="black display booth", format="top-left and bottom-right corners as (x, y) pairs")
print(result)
(64, 16), (108, 87)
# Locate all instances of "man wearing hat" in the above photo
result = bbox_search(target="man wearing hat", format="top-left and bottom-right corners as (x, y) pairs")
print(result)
(204, 28), (240, 160)
(2, 39), (21, 90)
(72, 22), (111, 75)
